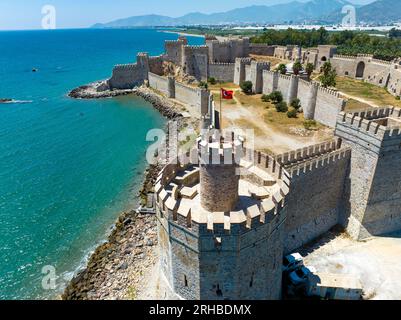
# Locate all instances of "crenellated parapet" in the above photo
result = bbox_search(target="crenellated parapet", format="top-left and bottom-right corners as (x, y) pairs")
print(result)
(155, 135), (290, 234)
(316, 86), (342, 98)
(287, 148), (351, 178)
(336, 107), (401, 154)
(275, 138), (343, 167)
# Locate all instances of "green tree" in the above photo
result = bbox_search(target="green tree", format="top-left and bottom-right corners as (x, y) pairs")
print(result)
(240, 81), (253, 94)
(319, 62), (337, 88)
(293, 60), (303, 76)
(275, 101), (288, 113)
(305, 63), (315, 80)
(268, 91), (283, 104)
(287, 108), (298, 118)
(290, 98), (302, 111)
(208, 77), (217, 85)
(198, 81), (208, 89)
(261, 94), (270, 102)
(277, 64), (287, 75)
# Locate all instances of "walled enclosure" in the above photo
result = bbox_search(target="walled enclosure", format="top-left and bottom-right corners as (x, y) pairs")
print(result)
(105, 39), (401, 297)
(331, 54), (401, 98)
(262, 71), (345, 128)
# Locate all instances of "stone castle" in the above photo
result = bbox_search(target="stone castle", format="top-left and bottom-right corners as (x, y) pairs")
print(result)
(106, 36), (401, 300)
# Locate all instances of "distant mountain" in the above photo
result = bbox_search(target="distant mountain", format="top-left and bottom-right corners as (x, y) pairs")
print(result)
(357, 0), (401, 24)
(92, 0), (352, 28)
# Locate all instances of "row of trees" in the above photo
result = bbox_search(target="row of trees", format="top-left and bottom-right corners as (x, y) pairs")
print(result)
(251, 28), (401, 61)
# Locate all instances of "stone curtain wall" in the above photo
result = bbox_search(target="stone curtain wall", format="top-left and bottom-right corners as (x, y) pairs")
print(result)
(182, 46), (209, 81)
(283, 148), (351, 253)
(175, 82), (209, 116)
(109, 64), (145, 89)
(147, 73), (210, 116)
(331, 54), (401, 97)
(208, 63), (235, 82)
(388, 67), (401, 96)
(335, 108), (401, 239)
(315, 87), (346, 127)
(262, 72), (345, 128)
(249, 44), (276, 56)
(206, 38), (250, 64)
(148, 55), (165, 76)
(148, 72), (169, 95)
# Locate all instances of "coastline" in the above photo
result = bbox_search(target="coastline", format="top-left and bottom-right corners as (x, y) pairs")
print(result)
(159, 30), (205, 38)
(62, 81), (195, 300)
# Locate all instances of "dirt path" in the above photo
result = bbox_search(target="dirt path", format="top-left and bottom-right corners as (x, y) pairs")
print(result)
(214, 88), (333, 154)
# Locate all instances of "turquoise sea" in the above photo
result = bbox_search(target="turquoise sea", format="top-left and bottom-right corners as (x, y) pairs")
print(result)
(0, 28), (203, 300)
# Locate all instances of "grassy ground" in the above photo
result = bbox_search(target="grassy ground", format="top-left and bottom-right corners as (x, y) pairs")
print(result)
(344, 98), (373, 112)
(249, 54), (287, 68)
(235, 92), (307, 128)
(336, 76), (401, 108)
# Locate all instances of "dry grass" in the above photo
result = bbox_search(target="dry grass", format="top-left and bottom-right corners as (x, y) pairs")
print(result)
(344, 98), (373, 112)
(249, 54), (287, 68)
(336, 76), (401, 108)
(235, 92), (306, 129)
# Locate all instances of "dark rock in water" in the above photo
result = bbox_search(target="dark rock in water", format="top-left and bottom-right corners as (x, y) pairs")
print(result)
(32, 68), (38, 72)
(0, 98), (12, 103)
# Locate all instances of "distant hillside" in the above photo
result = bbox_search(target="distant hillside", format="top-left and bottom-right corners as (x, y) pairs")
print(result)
(322, 0), (401, 24)
(357, 0), (401, 24)
(92, 0), (351, 28)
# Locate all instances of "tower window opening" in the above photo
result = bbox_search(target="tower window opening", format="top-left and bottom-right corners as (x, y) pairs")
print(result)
(184, 275), (188, 287)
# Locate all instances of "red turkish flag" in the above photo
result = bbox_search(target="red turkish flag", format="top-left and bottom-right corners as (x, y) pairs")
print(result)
(221, 88), (234, 100)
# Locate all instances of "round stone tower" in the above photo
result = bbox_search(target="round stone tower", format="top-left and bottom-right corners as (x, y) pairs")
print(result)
(198, 136), (241, 212)
(155, 132), (290, 300)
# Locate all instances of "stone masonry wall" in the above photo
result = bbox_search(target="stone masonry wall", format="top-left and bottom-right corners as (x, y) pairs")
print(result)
(283, 148), (351, 253)
(198, 211), (286, 300)
(249, 44), (276, 56)
(208, 63), (235, 82)
(314, 87), (346, 127)
(175, 82), (209, 117)
(335, 108), (401, 239)
(148, 72), (169, 95)
(109, 64), (146, 89)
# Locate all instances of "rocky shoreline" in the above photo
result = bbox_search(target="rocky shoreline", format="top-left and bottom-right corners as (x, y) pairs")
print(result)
(62, 80), (197, 300)
(69, 81), (182, 120)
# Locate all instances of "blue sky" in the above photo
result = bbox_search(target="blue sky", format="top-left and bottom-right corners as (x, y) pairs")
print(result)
(0, 0), (375, 30)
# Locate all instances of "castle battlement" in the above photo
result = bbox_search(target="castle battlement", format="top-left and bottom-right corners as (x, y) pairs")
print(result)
(184, 45), (209, 50)
(336, 108), (401, 146)
(357, 54), (374, 59)
(113, 63), (138, 70)
(278, 73), (293, 81)
(209, 62), (235, 66)
(288, 147), (352, 178)
(298, 78), (319, 88)
(317, 86), (341, 98)
(276, 138), (342, 167)
(333, 54), (357, 60)
(371, 58), (393, 65)
(154, 154), (289, 233)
